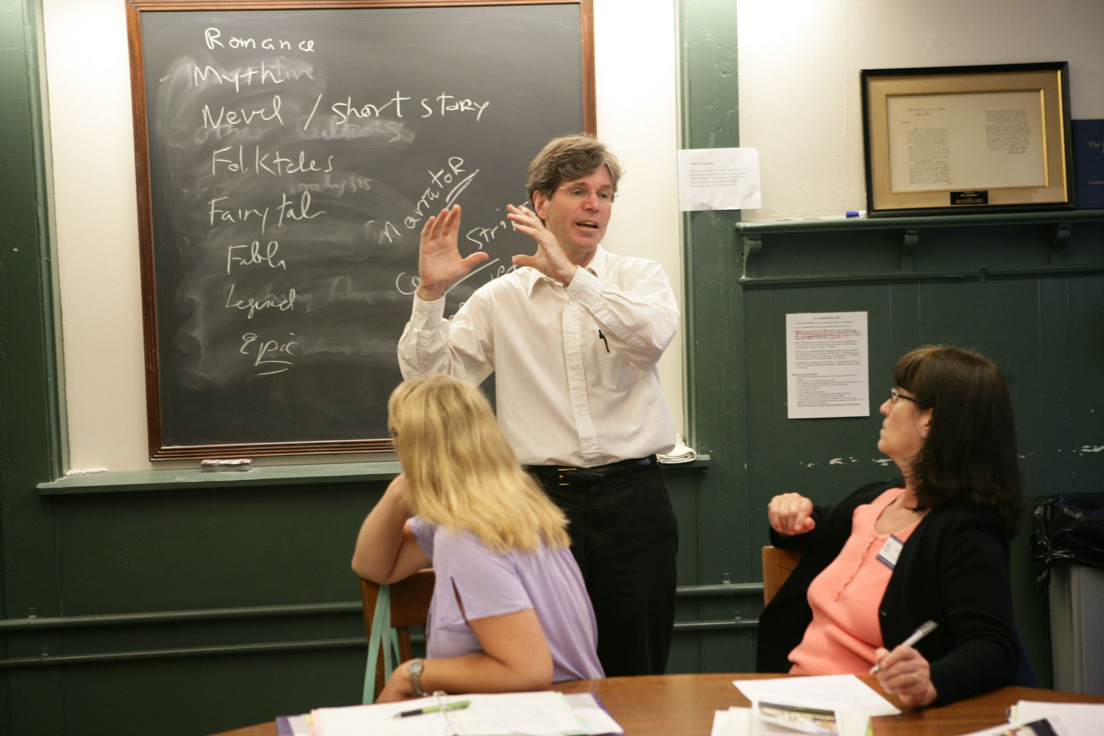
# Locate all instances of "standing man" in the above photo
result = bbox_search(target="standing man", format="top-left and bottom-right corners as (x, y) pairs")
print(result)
(397, 134), (679, 676)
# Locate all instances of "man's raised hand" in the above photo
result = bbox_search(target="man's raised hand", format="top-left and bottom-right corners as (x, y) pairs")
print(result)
(416, 205), (490, 301)
(506, 203), (578, 286)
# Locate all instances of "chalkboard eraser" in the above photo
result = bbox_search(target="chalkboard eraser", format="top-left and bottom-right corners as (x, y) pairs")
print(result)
(201, 459), (253, 472)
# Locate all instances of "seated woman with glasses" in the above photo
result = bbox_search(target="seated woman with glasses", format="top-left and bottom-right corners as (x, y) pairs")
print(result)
(757, 345), (1028, 708)
(352, 374), (604, 702)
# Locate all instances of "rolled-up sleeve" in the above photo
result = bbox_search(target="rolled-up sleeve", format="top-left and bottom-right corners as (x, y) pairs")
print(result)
(397, 293), (494, 385)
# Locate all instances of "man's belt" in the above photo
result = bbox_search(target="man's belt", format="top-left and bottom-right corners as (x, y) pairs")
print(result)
(526, 455), (657, 487)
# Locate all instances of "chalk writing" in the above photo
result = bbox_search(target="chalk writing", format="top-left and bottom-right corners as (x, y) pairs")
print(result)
(211, 145), (335, 177)
(366, 219), (403, 246)
(192, 60), (315, 90)
(403, 157), (478, 230)
(394, 257), (515, 297)
(224, 284), (298, 319)
(206, 193), (327, 235)
(394, 271), (419, 296)
(466, 213), (512, 249)
(240, 332), (297, 375)
(208, 197), (270, 232)
(276, 191), (326, 227)
(312, 117), (410, 142)
(296, 173), (373, 196)
(134, 3), (586, 451)
(420, 93), (490, 121)
(205, 27), (316, 53)
(202, 94), (285, 132)
(331, 92), (411, 125)
(226, 240), (286, 274)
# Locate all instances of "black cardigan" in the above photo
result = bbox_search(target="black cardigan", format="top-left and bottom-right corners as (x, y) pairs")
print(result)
(756, 480), (1019, 706)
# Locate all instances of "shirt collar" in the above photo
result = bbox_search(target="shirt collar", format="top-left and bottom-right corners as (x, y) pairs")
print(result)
(584, 245), (608, 279)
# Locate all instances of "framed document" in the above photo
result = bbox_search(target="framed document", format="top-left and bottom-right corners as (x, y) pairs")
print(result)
(861, 62), (1074, 217)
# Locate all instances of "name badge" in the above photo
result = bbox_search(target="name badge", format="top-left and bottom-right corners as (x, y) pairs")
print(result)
(877, 535), (905, 569)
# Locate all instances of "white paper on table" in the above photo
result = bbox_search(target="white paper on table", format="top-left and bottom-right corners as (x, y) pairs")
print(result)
(712, 707), (753, 736)
(733, 675), (900, 717)
(711, 704), (869, 736)
(953, 716), (1070, 736)
(562, 692), (624, 735)
(1012, 701), (1104, 736)
(311, 691), (587, 736)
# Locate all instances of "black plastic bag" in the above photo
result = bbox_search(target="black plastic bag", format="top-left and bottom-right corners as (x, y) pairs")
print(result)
(1032, 493), (1104, 587)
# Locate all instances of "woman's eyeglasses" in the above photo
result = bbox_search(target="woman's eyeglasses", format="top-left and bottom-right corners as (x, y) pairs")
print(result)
(889, 387), (923, 406)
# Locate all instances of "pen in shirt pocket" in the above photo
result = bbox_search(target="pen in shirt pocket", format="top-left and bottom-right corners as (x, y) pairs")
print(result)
(598, 329), (609, 352)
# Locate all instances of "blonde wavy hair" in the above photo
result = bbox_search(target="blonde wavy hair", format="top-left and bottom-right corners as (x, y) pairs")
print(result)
(388, 374), (570, 553)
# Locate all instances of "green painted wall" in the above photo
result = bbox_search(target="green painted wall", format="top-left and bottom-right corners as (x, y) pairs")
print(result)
(674, 0), (757, 675)
(2, 0), (65, 732)
(2, 1), (1103, 734)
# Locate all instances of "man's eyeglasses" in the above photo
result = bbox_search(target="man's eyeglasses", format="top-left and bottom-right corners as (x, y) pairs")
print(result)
(557, 185), (615, 205)
(889, 387), (923, 406)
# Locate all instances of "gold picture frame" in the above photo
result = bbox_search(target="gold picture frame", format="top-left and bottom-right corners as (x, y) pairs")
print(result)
(861, 62), (1073, 217)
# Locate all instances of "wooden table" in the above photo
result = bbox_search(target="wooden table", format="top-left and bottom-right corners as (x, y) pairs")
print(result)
(209, 673), (1104, 736)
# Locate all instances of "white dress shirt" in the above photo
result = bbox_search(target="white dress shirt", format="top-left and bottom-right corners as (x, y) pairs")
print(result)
(398, 246), (678, 467)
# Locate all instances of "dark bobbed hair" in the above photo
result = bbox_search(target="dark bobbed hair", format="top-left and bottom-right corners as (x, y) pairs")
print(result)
(895, 345), (1026, 535)
(525, 134), (623, 203)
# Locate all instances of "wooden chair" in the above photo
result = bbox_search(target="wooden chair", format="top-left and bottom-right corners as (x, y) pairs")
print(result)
(762, 546), (805, 605)
(359, 568), (435, 703)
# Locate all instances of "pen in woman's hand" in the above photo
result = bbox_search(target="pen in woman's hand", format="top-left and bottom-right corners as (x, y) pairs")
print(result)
(869, 620), (938, 674)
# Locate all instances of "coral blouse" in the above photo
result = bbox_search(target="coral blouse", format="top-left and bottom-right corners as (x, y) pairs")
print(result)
(789, 487), (921, 675)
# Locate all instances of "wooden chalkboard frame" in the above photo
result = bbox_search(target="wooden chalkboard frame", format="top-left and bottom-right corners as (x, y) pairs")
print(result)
(126, 0), (595, 460)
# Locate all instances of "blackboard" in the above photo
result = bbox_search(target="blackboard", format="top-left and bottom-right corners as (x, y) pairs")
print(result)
(126, 0), (593, 460)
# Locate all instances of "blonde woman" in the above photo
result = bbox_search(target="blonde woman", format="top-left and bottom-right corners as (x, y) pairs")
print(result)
(352, 374), (604, 702)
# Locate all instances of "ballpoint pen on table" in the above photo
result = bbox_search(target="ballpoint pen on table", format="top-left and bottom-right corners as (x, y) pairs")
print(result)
(869, 620), (938, 674)
(394, 698), (472, 719)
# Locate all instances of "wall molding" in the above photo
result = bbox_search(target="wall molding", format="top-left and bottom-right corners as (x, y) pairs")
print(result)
(0, 576), (758, 669)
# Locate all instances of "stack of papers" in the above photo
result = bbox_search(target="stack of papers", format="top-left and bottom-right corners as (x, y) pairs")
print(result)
(958, 700), (1104, 736)
(711, 705), (870, 736)
(283, 691), (622, 736)
(712, 675), (900, 736)
(1010, 701), (1103, 734)
(955, 719), (1067, 736)
(1006, 701), (1104, 736)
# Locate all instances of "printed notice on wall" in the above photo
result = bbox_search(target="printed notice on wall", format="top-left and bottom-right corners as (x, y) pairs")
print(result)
(677, 147), (761, 211)
(786, 312), (869, 419)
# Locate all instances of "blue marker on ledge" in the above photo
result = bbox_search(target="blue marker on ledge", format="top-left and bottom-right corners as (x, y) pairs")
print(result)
(845, 210), (866, 218)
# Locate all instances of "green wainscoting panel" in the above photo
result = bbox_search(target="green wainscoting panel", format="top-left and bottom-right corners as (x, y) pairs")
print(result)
(33, 649), (363, 736)
(3, 467), (712, 736)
